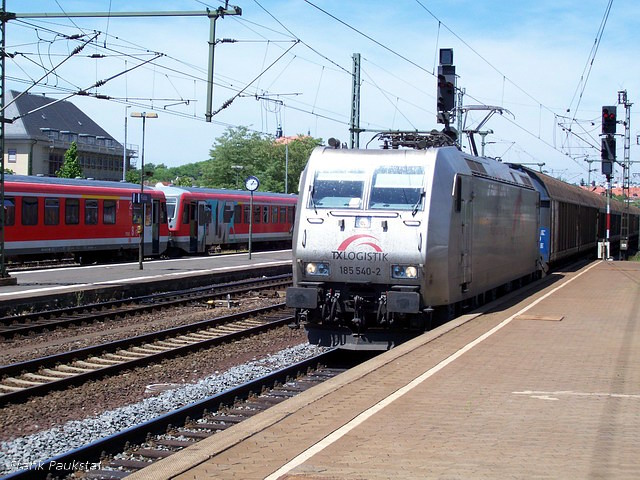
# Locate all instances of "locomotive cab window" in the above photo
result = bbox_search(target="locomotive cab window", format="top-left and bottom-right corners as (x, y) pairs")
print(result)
(310, 169), (366, 209)
(369, 165), (425, 210)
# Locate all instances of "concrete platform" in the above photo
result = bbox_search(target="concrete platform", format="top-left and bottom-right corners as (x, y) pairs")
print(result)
(0, 250), (292, 314)
(125, 260), (640, 479)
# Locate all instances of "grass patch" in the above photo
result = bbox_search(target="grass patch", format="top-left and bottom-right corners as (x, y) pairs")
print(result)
(628, 252), (640, 262)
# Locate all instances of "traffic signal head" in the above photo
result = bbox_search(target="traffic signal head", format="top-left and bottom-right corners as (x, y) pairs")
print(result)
(601, 135), (616, 160)
(437, 64), (456, 115)
(602, 106), (617, 134)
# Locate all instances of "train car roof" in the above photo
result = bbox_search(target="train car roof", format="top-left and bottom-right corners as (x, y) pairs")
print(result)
(154, 183), (297, 201)
(4, 174), (146, 191)
(516, 167), (640, 214)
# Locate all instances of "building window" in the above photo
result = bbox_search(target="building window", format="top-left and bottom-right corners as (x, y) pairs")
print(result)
(44, 198), (60, 225)
(22, 197), (38, 225)
(7, 149), (16, 163)
(85, 199), (98, 225)
(65, 198), (79, 224)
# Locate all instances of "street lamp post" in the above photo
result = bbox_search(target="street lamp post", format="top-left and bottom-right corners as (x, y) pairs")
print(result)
(130, 111), (158, 270)
(231, 165), (243, 189)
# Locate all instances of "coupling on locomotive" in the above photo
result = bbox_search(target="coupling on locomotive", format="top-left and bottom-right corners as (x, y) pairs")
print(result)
(286, 131), (640, 350)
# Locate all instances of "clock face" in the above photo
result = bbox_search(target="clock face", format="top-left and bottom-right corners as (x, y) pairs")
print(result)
(245, 176), (260, 191)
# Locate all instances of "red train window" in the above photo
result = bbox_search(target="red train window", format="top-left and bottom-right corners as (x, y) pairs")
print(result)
(182, 202), (189, 224)
(262, 206), (269, 223)
(223, 204), (234, 223)
(253, 205), (261, 224)
(21, 197), (38, 225)
(103, 200), (116, 224)
(271, 206), (278, 223)
(44, 198), (60, 225)
(132, 204), (142, 225)
(65, 198), (79, 224)
(279, 207), (286, 223)
(234, 204), (242, 223)
(85, 199), (98, 225)
(4, 197), (15, 226)
(243, 205), (250, 224)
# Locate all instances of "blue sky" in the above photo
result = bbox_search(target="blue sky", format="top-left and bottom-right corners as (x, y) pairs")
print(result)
(5, 1), (639, 185)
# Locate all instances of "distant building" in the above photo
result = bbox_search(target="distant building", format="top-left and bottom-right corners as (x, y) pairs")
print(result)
(581, 185), (640, 200)
(3, 90), (137, 180)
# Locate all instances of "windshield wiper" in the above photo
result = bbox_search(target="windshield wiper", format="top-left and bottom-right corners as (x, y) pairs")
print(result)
(309, 184), (318, 215)
(411, 189), (425, 217)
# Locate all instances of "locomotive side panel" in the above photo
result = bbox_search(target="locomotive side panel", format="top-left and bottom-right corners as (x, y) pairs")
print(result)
(459, 175), (539, 300)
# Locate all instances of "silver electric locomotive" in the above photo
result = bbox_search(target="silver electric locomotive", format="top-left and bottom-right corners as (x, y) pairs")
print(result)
(286, 145), (540, 349)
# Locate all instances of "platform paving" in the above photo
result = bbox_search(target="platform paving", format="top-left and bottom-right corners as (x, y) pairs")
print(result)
(127, 260), (640, 480)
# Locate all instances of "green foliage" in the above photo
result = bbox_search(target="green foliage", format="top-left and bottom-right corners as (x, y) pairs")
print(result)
(125, 169), (140, 184)
(3, 168), (15, 175)
(199, 126), (321, 193)
(124, 126), (321, 192)
(56, 141), (83, 178)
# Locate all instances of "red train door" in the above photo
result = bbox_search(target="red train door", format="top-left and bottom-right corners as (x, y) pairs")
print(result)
(152, 199), (160, 255)
(189, 202), (197, 253)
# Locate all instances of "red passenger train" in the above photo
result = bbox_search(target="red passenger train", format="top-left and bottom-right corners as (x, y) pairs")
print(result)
(2, 175), (169, 263)
(1, 175), (297, 264)
(155, 184), (297, 255)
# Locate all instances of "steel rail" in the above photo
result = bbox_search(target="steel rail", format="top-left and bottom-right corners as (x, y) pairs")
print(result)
(0, 304), (294, 406)
(2, 349), (340, 480)
(0, 274), (292, 338)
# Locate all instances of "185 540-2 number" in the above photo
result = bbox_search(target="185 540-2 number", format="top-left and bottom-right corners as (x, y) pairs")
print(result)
(339, 265), (381, 276)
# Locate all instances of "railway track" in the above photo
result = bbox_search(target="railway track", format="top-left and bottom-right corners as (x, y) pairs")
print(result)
(0, 274), (292, 338)
(4, 349), (351, 480)
(0, 304), (296, 406)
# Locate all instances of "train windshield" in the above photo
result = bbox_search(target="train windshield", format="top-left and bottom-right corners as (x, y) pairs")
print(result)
(166, 198), (177, 220)
(369, 165), (425, 210)
(310, 170), (366, 209)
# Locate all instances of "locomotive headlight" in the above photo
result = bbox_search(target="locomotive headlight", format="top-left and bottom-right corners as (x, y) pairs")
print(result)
(392, 265), (419, 279)
(305, 262), (330, 276)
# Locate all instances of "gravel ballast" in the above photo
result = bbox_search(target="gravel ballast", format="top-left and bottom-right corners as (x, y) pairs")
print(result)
(0, 343), (326, 476)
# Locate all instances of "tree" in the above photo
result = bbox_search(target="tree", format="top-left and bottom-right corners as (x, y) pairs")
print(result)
(201, 126), (322, 192)
(268, 135), (322, 194)
(56, 141), (83, 178)
(125, 169), (140, 184)
(201, 126), (273, 189)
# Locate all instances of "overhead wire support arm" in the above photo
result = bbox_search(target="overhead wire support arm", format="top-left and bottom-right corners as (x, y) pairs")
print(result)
(210, 40), (299, 117)
(10, 53), (162, 122)
(10, 6), (243, 123)
(1, 31), (100, 113)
